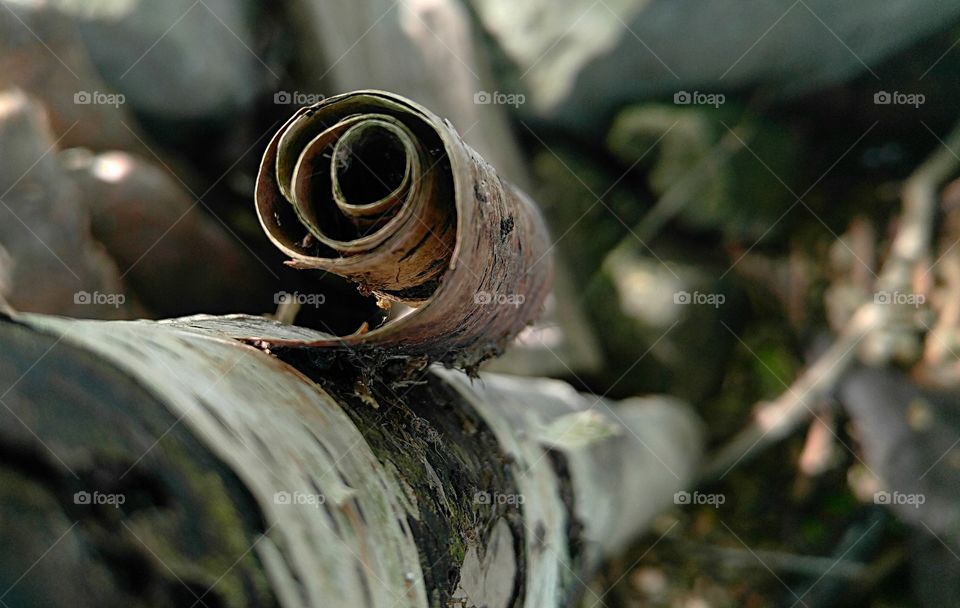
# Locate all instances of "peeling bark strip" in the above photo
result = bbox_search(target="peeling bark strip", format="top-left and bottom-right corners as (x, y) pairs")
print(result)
(2, 313), (700, 608)
(255, 90), (553, 368)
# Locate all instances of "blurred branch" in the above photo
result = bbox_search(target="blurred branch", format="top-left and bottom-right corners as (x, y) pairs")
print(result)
(682, 542), (867, 579)
(702, 118), (960, 481)
(884, 122), (960, 288)
(704, 305), (878, 480)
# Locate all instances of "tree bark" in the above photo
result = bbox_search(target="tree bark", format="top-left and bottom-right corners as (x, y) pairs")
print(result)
(0, 312), (700, 607)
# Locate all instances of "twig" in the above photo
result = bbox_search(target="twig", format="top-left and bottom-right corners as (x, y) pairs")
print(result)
(681, 541), (867, 579)
(883, 122), (960, 289)
(923, 251), (960, 366)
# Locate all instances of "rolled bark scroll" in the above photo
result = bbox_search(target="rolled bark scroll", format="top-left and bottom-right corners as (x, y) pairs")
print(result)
(255, 90), (553, 369)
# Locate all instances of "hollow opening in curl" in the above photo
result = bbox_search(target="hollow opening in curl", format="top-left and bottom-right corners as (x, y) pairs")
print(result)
(332, 123), (408, 206)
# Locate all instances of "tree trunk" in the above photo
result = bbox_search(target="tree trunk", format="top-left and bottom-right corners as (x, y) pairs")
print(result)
(0, 312), (700, 607)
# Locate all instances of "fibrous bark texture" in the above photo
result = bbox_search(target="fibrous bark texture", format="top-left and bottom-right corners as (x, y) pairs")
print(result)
(0, 313), (701, 608)
(255, 91), (553, 370)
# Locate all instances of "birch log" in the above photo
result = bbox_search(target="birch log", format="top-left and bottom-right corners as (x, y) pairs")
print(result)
(0, 313), (701, 607)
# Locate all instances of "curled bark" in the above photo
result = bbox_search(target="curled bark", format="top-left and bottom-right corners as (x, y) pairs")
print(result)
(287, 0), (602, 378)
(255, 90), (553, 369)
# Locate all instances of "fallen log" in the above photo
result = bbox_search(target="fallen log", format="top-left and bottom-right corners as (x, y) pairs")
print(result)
(0, 313), (701, 607)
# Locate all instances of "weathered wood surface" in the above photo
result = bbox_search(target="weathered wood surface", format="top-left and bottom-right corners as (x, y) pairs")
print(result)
(0, 313), (701, 607)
